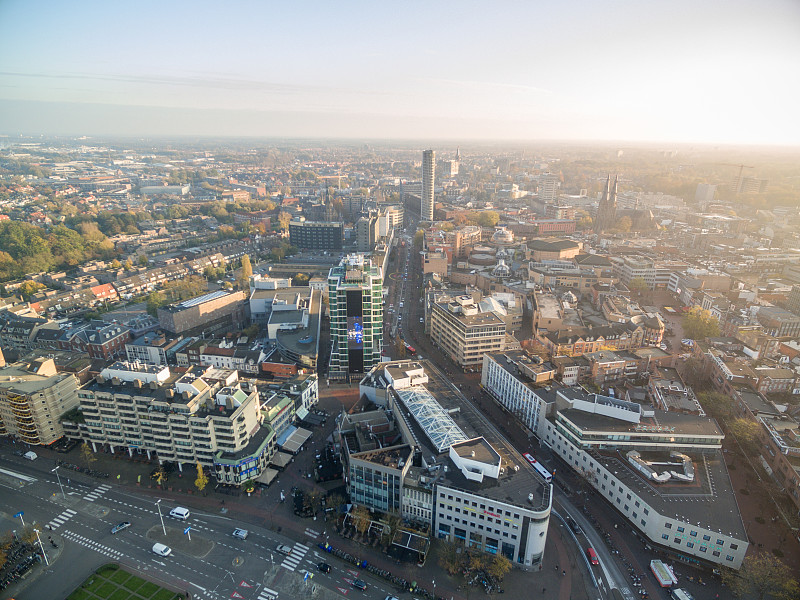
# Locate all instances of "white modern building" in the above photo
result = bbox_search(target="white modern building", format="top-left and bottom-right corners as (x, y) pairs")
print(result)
(422, 150), (435, 221)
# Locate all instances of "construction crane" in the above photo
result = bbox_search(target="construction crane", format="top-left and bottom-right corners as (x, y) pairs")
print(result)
(714, 163), (755, 194)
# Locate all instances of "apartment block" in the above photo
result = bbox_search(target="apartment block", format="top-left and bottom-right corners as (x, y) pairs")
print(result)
(429, 295), (505, 370)
(0, 358), (80, 445)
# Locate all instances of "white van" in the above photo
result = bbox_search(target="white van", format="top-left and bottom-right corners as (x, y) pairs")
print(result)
(169, 507), (190, 520)
(23, 451), (38, 461)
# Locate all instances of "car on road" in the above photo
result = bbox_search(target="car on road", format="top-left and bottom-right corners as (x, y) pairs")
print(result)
(351, 579), (367, 590)
(586, 547), (599, 565)
(565, 517), (582, 535)
(152, 543), (172, 557)
(317, 562), (332, 573)
(232, 528), (249, 539)
(169, 507), (190, 520)
(276, 544), (293, 555)
(111, 521), (131, 534)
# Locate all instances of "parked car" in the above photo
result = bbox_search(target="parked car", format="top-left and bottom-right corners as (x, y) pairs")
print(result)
(152, 543), (172, 557)
(111, 521), (131, 534)
(232, 528), (249, 540)
(317, 562), (331, 573)
(276, 544), (293, 555)
(351, 579), (367, 591)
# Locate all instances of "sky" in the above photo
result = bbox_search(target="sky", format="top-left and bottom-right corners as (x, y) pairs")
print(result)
(1, 0), (799, 145)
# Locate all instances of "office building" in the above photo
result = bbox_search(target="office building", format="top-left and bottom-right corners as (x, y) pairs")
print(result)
(429, 295), (505, 370)
(594, 175), (618, 234)
(351, 360), (553, 568)
(536, 387), (748, 569)
(288, 218), (344, 251)
(0, 357), (80, 446)
(327, 254), (383, 378)
(422, 150), (435, 221)
(481, 351), (555, 435)
(538, 173), (560, 202)
(157, 290), (246, 336)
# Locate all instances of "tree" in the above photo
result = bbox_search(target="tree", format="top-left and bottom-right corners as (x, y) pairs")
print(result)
(326, 492), (345, 514)
(394, 337), (407, 359)
(139, 254), (149, 266)
(270, 246), (285, 261)
(277, 211), (292, 231)
(123, 258), (134, 271)
(684, 307), (720, 340)
(577, 215), (593, 230)
(628, 277), (649, 295)
(308, 490), (324, 515)
(351, 505), (371, 536)
(241, 254), (253, 280)
(722, 552), (799, 600)
(153, 466), (168, 489)
(110, 259), (122, 269)
(477, 211), (500, 228)
(697, 391), (734, 420)
(18, 280), (45, 300)
(145, 291), (166, 317)
(292, 273), (310, 286)
(437, 539), (462, 575)
(487, 554), (512, 582)
(413, 230), (424, 249)
(729, 418), (761, 455)
(242, 324), (260, 339)
(194, 462), (209, 496)
(80, 441), (96, 469)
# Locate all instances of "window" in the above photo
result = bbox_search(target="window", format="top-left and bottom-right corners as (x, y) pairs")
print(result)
(665, 523), (672, 529)
(690, 531), (697, 537)
(700, 547), (707, 553)
(674, 538), (681, 544)
(716, 539), (724, 546)
(662, 534), (669, 541)
(677, 527), (685, 533)
(687, 542), (694, 549)
(730, 543), (738, 550)
(644, 508), (649, 515)
(703, 535), (711, 541)
(712, 551), (720, 557)
(726, 556), (734, 562)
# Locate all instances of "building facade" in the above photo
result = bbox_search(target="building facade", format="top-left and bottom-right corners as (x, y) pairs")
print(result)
(429, 295), (505, 370)
(422, 150), (435, 221)
(157, 290), (247, 336)
(288, 219), (344, 251)
(0, 358), (80, 445)
(328, 255), (384, 377)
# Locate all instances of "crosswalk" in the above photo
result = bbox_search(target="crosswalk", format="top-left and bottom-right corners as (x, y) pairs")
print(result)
(280, 542), (309, 572)
(84, 483), (111, 502)
(257, 586), (279, 600)
(304, 527), (320, 539)
(47, 508), (76, 531)
(62, 529), (124, 560)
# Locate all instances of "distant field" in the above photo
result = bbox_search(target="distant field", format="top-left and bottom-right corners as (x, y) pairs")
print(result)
(66, 564), (185, 600)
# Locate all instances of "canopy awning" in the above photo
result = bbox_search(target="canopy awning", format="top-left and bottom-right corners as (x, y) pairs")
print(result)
(270, 451), (293, 468)
(255, 468), (279, 486)
(279, 426), (313, 454)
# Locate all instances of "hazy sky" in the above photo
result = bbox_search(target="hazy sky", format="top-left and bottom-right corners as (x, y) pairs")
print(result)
(1, 0), (799, 144)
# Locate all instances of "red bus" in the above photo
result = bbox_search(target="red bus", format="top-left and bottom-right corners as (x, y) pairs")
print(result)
(404, 343), (416, 355)
(586, 547), (599, 565)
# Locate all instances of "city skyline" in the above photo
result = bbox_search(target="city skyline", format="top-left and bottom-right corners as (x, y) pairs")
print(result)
(1, 0), (799, 145)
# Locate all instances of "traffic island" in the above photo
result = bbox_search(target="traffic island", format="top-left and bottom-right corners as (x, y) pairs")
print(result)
(66, 563), (187, 600)
(145, 526), (214, 559)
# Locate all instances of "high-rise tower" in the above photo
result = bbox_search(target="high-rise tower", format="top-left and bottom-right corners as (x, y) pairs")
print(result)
(594, 175), (618, 234)
(327, 254), (384, 378)
(422, 149), (435, 221)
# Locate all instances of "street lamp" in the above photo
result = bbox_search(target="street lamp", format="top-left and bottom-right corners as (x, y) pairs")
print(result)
(156, 499), (166, 536)
(34, 528), (49, 566)
(52, 465), (66, 500)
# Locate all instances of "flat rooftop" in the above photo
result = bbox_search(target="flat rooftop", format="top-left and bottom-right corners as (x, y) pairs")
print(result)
(594, 448), (746, 540)
(352, 444), (413, 470)
(561, 407), (722, 438)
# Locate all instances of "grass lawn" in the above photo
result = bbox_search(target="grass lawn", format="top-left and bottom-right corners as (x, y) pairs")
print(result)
(65, 564), (185, 600)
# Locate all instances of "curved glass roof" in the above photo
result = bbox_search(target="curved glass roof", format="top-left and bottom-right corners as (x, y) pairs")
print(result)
(396, 386), (467, 453)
